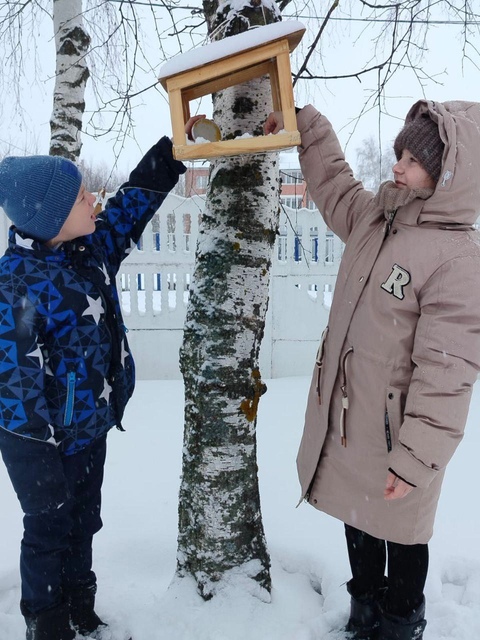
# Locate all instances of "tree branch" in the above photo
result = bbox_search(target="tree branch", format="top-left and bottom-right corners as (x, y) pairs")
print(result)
(292, 0), (339, 87)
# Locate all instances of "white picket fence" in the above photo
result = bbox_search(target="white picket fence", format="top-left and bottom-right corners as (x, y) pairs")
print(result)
(0, 195), (341, 378)
(118, 193), (340, 379)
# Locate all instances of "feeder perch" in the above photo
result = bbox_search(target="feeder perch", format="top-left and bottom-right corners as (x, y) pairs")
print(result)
(158, 21), (306, 161)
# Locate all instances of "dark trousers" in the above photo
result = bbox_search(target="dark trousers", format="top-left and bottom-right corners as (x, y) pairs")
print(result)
(345, 524), (429, 618)
(0, 430), (106, 615)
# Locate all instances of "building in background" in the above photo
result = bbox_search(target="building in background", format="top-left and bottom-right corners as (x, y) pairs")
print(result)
(278, 149), (317, 210)
(184, 150), (317, 210)
(184, 162), (210, 198)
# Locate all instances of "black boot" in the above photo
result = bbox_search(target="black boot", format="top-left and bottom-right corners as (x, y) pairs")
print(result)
(378, 598), (426, 640)
(345, 578), (387, 640)
(67, 583), (108, 636)
(21, 600), (76, 640)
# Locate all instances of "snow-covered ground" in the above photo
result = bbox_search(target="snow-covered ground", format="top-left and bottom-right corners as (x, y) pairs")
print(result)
(1, 377), (479, 639)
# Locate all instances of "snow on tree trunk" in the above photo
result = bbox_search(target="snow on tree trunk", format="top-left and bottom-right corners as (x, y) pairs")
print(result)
(49, 0), (90, 160)
(178, 0), (282, 600)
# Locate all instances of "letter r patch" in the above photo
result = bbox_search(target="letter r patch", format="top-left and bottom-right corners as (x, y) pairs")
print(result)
(381, 264), (411, 300)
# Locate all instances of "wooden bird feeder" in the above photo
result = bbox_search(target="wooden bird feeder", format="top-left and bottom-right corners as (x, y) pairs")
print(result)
(158, 21), (306, 161)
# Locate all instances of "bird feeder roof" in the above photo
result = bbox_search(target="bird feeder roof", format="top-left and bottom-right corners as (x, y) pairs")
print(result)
(158, 20), (305, 88)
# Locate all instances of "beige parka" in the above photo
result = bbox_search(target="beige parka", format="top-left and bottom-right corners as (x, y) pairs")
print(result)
(296, 100), (480, 544)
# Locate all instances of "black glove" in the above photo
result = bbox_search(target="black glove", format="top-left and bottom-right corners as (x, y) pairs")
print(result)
(127, 136), (187, 193)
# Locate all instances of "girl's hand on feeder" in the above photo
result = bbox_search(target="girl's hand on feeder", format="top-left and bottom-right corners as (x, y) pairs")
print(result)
(264, 111), (285, 135)
(185, 114), (207, 141)
(384, 471), (414, 501)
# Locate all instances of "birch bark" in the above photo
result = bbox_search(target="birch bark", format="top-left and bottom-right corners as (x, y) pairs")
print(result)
(178, 0), (282, 600)
(49, 0), (90, 160)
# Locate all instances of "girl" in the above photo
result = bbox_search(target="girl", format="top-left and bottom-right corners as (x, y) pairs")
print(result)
(265, 101), (480, 639)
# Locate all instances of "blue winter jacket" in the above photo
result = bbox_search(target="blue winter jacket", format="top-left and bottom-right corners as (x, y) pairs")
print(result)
(0, 136), (186, 455)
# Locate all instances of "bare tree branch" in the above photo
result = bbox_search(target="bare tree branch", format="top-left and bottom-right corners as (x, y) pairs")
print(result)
(292, 0), (339, 87)
(1, 0), (480, 165)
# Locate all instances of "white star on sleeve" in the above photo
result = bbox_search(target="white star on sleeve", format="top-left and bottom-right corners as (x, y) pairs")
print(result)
(82, 295), (104, 325)
(26, 345), (44, 367)
(99, 379), (112, 403)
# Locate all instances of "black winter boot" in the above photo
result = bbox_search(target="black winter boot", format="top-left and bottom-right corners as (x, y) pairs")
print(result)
(378, 598), (426, 640)
(345, 578), (388, 640)
(21, 600), (76, 640)
(67, 583), (108, 636)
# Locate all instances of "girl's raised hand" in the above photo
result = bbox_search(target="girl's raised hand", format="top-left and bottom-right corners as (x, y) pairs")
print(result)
(185, 114), (207, 141)
(264, 111), (285, 135)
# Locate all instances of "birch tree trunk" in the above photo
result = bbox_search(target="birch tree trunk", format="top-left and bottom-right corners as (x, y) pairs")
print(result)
(49, 0), (90, 160)
(178, 0), (282, 600)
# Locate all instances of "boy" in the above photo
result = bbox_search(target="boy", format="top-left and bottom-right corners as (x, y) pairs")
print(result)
(0, 116), (201, 640)
(265, 101), (480, 639)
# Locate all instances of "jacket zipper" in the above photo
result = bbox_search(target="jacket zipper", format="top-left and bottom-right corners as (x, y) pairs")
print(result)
(384, 209), (397, 238)
(385, 410), (392, 452)
(339, 347), (354, 447)
(64, 365), (76, 427)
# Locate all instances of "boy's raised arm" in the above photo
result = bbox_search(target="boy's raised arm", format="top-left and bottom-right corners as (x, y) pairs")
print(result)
(95, 116), (202, 271)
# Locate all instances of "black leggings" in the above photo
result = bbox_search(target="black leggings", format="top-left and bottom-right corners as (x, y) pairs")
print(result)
(345, 524), (429, 617)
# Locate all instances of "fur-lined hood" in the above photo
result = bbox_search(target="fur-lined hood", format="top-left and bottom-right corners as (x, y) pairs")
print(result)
(404, 100), (480, 227)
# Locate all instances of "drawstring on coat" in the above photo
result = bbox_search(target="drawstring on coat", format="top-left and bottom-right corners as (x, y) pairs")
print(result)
(340, 347), (354, 447)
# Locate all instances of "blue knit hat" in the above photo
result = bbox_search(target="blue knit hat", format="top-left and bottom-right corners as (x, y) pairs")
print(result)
(0, 155), (82, 241)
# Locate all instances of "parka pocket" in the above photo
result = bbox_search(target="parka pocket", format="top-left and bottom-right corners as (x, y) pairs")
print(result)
(315, 326), (329, 403)
(385, 386), (404, 452)
(64, 365), (77, 427)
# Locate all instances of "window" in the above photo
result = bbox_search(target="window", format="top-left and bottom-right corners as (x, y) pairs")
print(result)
(196, 175), (208, 189)
(306, 190), (317, 210)
(281, 196), (303, 210)
(280, 169), (303, 184)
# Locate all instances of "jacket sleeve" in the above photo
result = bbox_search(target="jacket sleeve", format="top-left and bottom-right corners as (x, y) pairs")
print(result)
(0, 286), (56, 445)
(297, 105), (376, 243)
(94, 136), (187, 272)
(387, 256), (480, 487)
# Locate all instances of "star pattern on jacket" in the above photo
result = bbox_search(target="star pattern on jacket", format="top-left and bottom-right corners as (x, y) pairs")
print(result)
(0, 136), (185, 454)
(82, 295), (104, 325)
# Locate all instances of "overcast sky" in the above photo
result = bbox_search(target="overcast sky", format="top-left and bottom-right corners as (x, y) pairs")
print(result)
(1, 1), (479, 175)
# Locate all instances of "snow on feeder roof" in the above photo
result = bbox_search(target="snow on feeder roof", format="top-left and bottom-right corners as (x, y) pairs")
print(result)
(158, 21), (306, 161)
